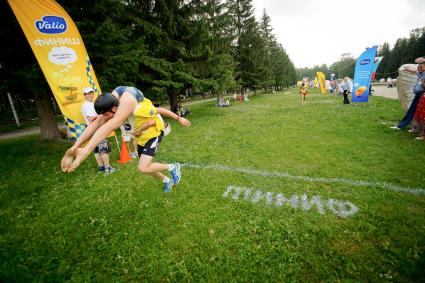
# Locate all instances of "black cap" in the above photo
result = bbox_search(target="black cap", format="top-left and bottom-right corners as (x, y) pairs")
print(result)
(94, 93), (119, 114)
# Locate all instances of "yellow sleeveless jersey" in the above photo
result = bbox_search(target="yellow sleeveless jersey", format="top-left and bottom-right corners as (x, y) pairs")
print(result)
(133, 98), (165, 146)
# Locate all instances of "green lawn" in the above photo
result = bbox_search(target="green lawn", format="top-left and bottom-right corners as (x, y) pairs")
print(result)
(1, 89), (424, 281)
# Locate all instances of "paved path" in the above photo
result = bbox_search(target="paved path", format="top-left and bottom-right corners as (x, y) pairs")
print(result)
(0, 97), (220, 141)
(0, 123), (67, 141)
(0, 127), (39, 140)
(372, 85), (398, 100)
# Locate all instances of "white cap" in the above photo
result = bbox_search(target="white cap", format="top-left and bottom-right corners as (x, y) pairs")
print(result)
(83, 87), (94, 94)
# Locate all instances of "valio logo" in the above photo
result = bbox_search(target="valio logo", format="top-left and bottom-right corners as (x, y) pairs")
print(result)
(360, 59), (371, 65)
(35, 16), (67, 34)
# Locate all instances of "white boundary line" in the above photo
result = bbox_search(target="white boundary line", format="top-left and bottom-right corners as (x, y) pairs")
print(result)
(181, 162), (425, 195)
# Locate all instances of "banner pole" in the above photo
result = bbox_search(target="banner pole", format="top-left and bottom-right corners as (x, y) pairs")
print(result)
(114, 134), (121, 156)
(7, 92), (21, 127)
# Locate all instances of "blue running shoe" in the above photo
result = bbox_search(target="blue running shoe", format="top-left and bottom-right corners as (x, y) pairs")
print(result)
(171, 163), (181, 185)
(164, 179), (173, 193)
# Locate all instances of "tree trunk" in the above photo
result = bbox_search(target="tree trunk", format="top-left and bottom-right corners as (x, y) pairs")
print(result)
(168, 89), (178, 113)
(34, 91), (61, 140)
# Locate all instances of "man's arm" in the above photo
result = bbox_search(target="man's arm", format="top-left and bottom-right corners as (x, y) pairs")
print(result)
(157, 107), (191, 127)
(399, 64), (418, 74)
(414, 57), (425, 64)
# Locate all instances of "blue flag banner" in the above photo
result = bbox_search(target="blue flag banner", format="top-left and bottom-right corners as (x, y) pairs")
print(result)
(352, 46), (377, 103)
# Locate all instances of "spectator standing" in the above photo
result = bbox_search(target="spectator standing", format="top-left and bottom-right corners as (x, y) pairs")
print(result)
(390, 56), (425, 130)
(341, 77), (351, 104)
(81, 87), (115, 174)
(412, 90), (425, 140)
(326, 80), (332, 95)
(120, 120), (139, 158)
(330, 80), (337, 95)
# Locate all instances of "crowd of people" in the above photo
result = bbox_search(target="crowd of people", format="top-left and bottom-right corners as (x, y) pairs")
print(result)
(302, 56), (425, 139)
(299, 77), (353, 104)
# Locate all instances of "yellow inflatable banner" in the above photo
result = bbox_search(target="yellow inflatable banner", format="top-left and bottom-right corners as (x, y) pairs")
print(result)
(316, 72), (326, 95)
(7, 0), (101, 140)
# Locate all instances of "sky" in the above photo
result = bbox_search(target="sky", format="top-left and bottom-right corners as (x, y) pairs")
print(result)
(251, 0), (425, 68)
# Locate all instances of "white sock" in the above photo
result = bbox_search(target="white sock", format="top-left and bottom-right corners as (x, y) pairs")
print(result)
(163, 177), (170, 183)
(168, 164), (175, 171)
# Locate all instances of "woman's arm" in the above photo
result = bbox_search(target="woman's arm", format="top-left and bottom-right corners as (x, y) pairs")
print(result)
(132, 120), (156, 137)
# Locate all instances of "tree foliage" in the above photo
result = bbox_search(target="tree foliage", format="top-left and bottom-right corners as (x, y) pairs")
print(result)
(2, 0), (296, 118)
(376, 27), (425, 80)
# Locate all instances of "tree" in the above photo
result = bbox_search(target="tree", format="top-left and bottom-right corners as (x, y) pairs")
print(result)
(329, 58), (354, 79)
(25, 65), (62, 140)
(1, 0), (61, 139)
(185, 0), (237, 97)
(258, 9), (275, 91)
(227, 0), (258, 91)
(376, 42), (391, 80)
(375, 27), (425, 80)
(3, 0), (299, 133)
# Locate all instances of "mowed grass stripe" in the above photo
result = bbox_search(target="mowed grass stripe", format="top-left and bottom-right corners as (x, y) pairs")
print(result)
(181, 162), (425, 195)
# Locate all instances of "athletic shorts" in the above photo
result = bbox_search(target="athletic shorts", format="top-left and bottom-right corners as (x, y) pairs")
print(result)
(93, 139), (111, 154)
(114, 86), (144, 102)
(137, 133), (163, 157)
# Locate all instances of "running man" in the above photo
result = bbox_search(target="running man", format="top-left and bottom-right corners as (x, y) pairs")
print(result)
(61, 86), (191, 192)
(299, 82), (309, 105)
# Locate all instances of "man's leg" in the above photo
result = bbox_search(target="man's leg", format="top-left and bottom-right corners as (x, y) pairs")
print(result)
(101, 153), (111, 169)
(396, 93), (422, 129)
(94, 153), (105, 173)
(98, 140), (115, 173)
(132, 139), (139, 157)
(343, 91), (350, 104)
(139, 154), (176, 192)
(94, 153), (103, 166)
(138, 154), (169, 180)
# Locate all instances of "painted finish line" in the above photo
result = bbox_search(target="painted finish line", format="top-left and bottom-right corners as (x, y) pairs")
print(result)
(181, 163), (425, 195)
(223, 186), (358, 218)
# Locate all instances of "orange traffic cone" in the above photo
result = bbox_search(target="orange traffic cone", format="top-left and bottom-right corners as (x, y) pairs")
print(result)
(117, 138), (131, 164)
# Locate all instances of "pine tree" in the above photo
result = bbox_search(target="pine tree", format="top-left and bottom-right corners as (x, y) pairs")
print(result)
(186, 0), (237, 97)
(376, 43), (391, 80)
(258, 9), (275, 91)
(227, 0), (260, 92)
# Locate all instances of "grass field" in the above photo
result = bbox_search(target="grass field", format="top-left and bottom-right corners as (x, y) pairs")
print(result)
(1, 88), (424, 281)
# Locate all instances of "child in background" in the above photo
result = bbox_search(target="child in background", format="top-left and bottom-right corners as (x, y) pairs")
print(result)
(120, 121), (139, 159)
